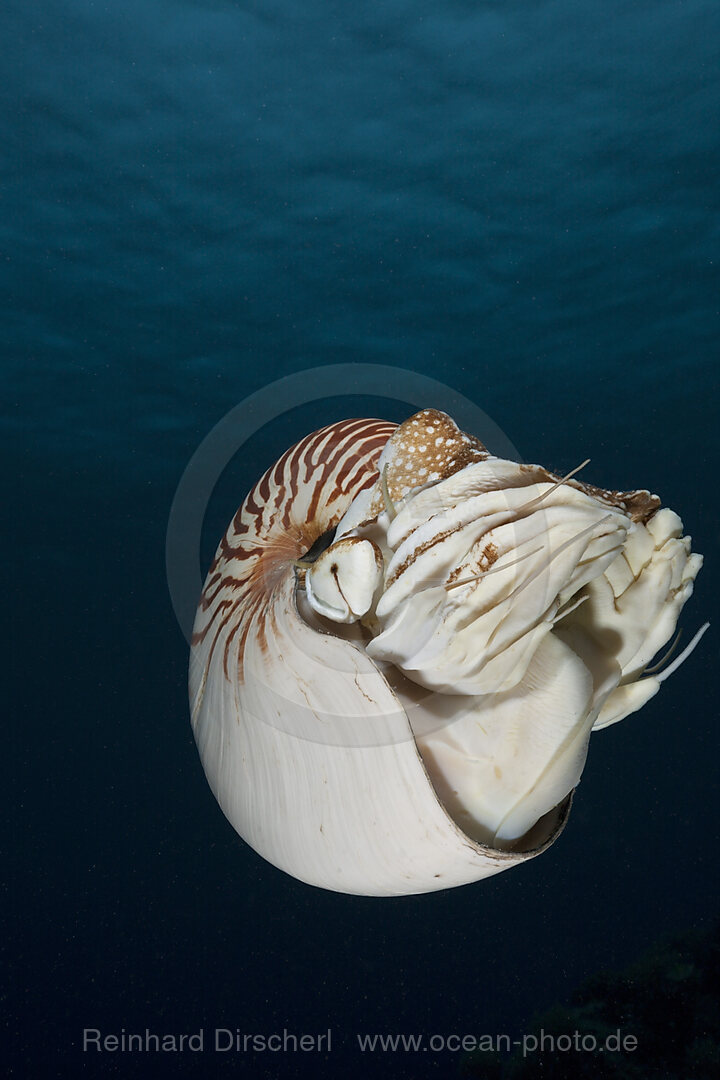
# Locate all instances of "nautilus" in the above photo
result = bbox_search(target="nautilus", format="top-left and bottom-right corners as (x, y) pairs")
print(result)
(189, 410), (706, 896)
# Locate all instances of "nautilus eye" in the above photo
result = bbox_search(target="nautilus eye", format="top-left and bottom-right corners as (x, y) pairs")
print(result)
(189, 409), (706, 896)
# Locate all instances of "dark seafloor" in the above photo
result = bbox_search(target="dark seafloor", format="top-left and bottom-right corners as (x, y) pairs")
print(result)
(4, 1), (719, 1078)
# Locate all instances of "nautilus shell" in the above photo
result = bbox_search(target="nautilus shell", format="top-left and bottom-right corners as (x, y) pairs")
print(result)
(189, 410), (706, 896)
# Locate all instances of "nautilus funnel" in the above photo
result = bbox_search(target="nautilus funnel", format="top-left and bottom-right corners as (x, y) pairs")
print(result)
(189, 410), (706, 896)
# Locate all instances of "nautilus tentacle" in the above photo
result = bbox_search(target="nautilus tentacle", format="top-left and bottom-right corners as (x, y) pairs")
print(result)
(190, 410), (705, 895)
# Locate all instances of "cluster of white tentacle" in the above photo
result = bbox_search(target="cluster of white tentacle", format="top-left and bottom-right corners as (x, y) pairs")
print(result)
(303, 410), (706, 847)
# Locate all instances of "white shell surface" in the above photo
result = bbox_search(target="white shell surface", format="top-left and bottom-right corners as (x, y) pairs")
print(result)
(191, 572), (567, 895)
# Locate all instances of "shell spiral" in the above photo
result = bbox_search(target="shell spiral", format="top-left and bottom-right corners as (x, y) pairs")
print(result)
(190, 418), (396, 687)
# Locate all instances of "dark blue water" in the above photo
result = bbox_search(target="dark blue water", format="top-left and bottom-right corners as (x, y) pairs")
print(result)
(5, 1), (719, 1076)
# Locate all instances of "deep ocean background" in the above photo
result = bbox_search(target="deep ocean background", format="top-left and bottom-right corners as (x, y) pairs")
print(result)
(4, 1), (719, 1077)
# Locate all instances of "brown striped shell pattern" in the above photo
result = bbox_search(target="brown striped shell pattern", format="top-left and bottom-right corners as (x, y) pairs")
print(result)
(189, 409), (706, 896)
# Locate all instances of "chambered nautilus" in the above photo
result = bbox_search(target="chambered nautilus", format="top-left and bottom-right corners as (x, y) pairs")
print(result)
(189, 409), (707, 896)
